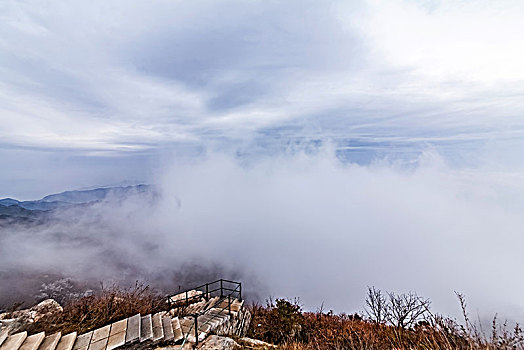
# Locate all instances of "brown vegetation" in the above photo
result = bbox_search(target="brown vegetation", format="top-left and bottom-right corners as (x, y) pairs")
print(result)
(246, 289), (524, 350)
(26, 283), (165, 335)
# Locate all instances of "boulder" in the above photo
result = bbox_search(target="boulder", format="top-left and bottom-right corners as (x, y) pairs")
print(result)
(0, 299), (62, 333)
(31, 299), (63, 322)
(199, 335), (239, 350)
(238, 337), (276, 349)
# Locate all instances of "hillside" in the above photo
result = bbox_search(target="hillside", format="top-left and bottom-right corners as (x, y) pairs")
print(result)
(0, 185), (154, 222)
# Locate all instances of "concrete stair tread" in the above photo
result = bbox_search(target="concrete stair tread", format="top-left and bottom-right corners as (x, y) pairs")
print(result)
(139, 315), (152, 342)
(216, 299), (241, 315)
(151, 313), (163, 342)
(198, 314), (223, 328)
(55, 333), (76, 350)
(179, 317), (208, 344)
(38, 333), (61, 350)
(1, 332), (28, 350)
(0, 329), (9, 347)
(198, 314), (219, 322)
(231, 299), (244, 311)
(125, 314), (140, 345)
(90, 325), (110, 344)
(168, 290), (203, 304)
(19, 333), (45, 350)
(208, 308), (231, 319)
(185, 301), (205, 315)
(161, 317), (174, 342)
(106, 330), (125, 350)
(204, 297), (220, 312)
(194, 317), (212, 334)
(86, 337), (106, 350)
(179, 318), (193, 327)
(106, 318), (127, 350)
(181, 331), (206, 344)
(171, 318), (183, 342)
(0, 329), (9, 348)
(72, 331), (92, 350)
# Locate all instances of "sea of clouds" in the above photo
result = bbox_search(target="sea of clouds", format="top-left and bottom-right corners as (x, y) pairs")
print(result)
(2, 148), (524, 325)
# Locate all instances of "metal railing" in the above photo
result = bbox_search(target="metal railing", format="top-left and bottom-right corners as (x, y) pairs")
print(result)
(166, 279), (241, 308)
(167, 279), (242, 348)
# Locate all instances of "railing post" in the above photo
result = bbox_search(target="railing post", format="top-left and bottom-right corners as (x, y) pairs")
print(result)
(194, 315), (199, 346)
(228, 294), (231, 316)
(239, 282), (242, 300)
(220, 279), (223, 297)
(205, 283), (209, 301)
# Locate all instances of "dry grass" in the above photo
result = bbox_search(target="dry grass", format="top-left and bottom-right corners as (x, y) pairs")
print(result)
(247, 296), (524, 350)
(26, 283), (165, 335)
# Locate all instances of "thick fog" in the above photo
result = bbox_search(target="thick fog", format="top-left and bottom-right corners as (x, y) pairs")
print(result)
(2, 149), (524, 324)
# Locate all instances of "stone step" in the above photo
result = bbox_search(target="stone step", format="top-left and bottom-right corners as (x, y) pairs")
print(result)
(19, 332), (45, 350)
(167, 290), (203, 304)
(217, 298), (243, 312)
(151, 313), (163, 342)
(185, 301), (206, 315)
(55, 333), (76, 350)
(0, 329), (9, 347)
(231, 299), (244, 312)
(86, 338), (105, 350)
(38, 333), (61, 350)
(202, 297), (219, 312)
(139, 315), (152, 342)
(161, 317), (174, 342)
(124, 314), (140, 345)
(0, 332), (28, 350)
(179, 318), (192, 331)
(198, 314), (224, 329)
(91, 325), (110, 344)
(196, 320), (212, 334)
(106, 319), (127, 350)
(179, 318), (206, 344)
(186, 331), (206, 344)
(171, 318), (183, 342)
(208, 308), (231, 320)
(88, 324), (111, 350)
(200, 313), (224, 331)
(72, 331), (92, 350)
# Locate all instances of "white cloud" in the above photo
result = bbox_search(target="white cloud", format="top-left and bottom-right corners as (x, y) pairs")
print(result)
(2, 150), (524, 322)
(344, 0), (524, 83)
(1, 0), (522, 162)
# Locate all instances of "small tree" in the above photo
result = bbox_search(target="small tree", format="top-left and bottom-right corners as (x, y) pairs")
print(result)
(387, 291), (431, 329)
(365, 286), (388, 324)
(365, 287), (431, 329)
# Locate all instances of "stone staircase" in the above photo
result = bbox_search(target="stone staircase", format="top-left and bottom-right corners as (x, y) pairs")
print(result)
(0, 280), (249, 350)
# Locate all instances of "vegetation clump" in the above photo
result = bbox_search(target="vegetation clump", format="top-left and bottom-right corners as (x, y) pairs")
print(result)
(246, 289), (524, 350)
(27, 283), (164, 335)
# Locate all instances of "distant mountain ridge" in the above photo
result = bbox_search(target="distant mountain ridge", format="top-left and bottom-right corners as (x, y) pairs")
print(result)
(0, 184), (152, 212)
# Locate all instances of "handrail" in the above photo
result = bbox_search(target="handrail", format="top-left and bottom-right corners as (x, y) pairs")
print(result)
(166, 279), (242, 307)
(173, 279), (242, 349)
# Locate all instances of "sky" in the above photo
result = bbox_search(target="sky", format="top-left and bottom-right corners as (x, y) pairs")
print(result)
(1, 0), (524, 198)
(1, 0), (524, 322)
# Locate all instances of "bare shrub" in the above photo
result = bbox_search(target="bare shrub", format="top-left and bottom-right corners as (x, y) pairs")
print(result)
(364, 286), (388, 324)
(386, 290), (431, 329)
(365, 287), (431, 329)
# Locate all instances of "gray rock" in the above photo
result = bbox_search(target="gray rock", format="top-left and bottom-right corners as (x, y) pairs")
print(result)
(238, 337), (276, 349)
(0, 299), (62, 333)
(199, 335), (239, 350)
